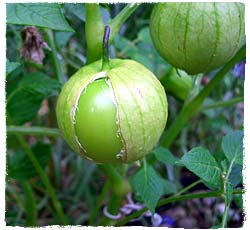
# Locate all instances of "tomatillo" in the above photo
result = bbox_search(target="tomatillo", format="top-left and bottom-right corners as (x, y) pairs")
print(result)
(150, 2), (245, 75)
(56, 59), (168, 164)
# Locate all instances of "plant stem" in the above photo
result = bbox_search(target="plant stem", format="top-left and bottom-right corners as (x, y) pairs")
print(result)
(99, 164), (126, 226)
(21, 181), (38, 226)
(116, 189), (243, 226)
(101, 26), (111, 71)
(109, 3), (140, 42)
(45, 29), (65, 83)
(7, 115), (68, 225)
(161, 45), (246, 148)
(85, 4), (104, 64)
(175, 179), (202, 196)
(7, 126), (61, 137)
(221, 158), (235, 228)
(85, 3), (140, 64)
(202, 96), (243, 110)
(88, 180), (111, 226)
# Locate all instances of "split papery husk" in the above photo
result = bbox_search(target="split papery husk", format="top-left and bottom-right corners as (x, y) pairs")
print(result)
(56, 59), (168, 164)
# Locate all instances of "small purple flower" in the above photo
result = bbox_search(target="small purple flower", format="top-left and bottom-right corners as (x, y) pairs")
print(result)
(160, 214), (174, 227)
(232, 61), (245, 78)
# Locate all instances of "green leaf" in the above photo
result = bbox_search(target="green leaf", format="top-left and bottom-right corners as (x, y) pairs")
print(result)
(19, 72), (62, 97)
(65, 3), (85, 21)
(130, 165), (164, 213)
(181, 147), (222, 189)
(6, 59), (21, 76)
(152, 146), (177, 165)
(228, 165), (242, 187)
(7, 3), (74, 32)
(7, 142), (51, 180)
(7, 90), (43, 125)
(161, 178), (177, 195)
(7, 72), (61, 124)
(222, 130), (243, 166)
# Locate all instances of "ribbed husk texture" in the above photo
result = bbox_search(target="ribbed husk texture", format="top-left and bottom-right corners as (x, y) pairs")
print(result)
(150, 2), (245, 75)
(56, 59), (168, 163)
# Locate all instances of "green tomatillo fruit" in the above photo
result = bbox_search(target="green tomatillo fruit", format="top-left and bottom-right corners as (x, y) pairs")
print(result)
(150, 3), (245, 75)
(56, 59), (168, 164)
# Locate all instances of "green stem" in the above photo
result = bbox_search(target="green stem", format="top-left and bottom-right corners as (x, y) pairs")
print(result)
(21, 181), (38, 226)
(161, 45), (246, 148)
(7, 115), (68, 225)
(175, 179), (202, 196)
(222, 203), (231, 228)
(7, 126), (61, 137)
(101, 26), (111, 71)
(45, 29), (65, 83)
(85, 4), (104, 64)
(116, 189), (243, 226)
(88, 180), (111, 226)
(85, 3), (140, 64)
(202, 96), (243, 110)
(109, 3), (140, 42)
(99, 164), (125, 226)
(221, 159), (235, 228)
(100, 164), (123, 184)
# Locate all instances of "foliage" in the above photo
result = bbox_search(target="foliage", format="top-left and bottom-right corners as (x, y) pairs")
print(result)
(6, 3), (244, 228)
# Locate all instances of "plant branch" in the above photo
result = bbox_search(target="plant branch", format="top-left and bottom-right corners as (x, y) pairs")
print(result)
(45, 29), (65, 83)
(85, 3), (140, 64)
(7, 125), (61, 137)
(88, 180), (111, 226)
(161, 45), (246, 148)
(202, 96), (243, 110)
(116, 189), (243, 226)
(109, 3), (140, 42)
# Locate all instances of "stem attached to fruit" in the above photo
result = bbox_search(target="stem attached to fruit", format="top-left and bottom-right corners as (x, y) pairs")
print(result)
(102, 26), (111, 71)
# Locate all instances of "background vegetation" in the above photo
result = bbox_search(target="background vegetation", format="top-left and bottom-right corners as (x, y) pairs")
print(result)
(6, 3), (244, 227)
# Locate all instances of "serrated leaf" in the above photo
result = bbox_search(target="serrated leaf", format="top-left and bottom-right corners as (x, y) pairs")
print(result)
(130, 165), (163, 213)
(153, 147), (177, 165)
(181, 147), (222, 189)
(7, 72), (61, 124)
(6, 59), (21, 76)
(7, 3), (74, 32)
(7, 142), (51, 180)
(222, 130), (243, 166)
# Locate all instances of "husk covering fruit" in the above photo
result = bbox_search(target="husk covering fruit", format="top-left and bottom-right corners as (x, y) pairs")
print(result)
(150, 2), (245, 75)
(56, 59), (168, 164)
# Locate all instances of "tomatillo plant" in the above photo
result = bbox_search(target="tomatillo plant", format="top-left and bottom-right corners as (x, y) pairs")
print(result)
(150, 2), (245, 74)
(56, 26), (168, 164)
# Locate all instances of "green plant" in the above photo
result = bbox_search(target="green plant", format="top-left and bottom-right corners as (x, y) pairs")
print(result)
(6, 3), (245, 228)
(150, 3), (245, 74)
